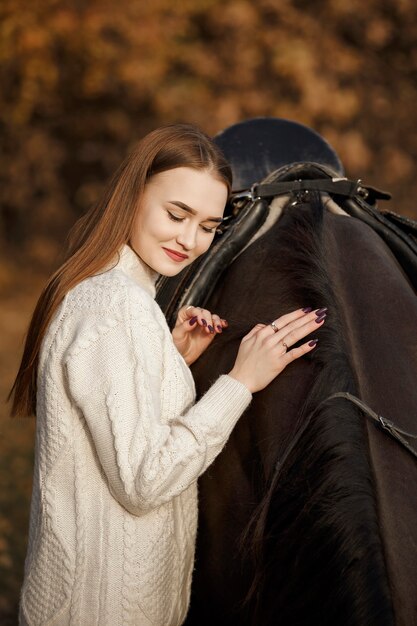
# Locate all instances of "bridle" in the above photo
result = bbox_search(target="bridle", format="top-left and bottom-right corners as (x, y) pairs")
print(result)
(324, 392), (417, 460)
(275, 392), (417, 475)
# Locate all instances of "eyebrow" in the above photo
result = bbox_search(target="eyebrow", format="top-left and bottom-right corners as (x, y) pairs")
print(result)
(168, 201), (224, 223)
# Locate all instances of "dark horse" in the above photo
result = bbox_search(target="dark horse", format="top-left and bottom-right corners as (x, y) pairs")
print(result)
(157, 123), (417, 625)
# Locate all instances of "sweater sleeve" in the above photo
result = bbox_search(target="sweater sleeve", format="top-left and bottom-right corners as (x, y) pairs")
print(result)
(64, 298), (252, 516)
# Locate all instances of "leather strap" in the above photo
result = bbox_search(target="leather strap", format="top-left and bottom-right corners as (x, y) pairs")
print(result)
(318, 392), (417, 460)
(246, 178), (391, 201)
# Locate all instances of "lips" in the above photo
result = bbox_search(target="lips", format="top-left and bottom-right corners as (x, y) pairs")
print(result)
(162, 247), (189, 262)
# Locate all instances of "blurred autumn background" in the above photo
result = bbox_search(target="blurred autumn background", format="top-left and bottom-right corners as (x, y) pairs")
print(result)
(1, 0), (416, 621)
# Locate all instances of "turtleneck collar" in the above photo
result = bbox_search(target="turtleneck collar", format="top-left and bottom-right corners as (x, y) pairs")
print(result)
(113, 243), (159, 298)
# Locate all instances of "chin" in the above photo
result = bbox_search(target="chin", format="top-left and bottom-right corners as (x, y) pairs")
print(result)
(155, 255), (195, 277)
(158, 262), (192, 277)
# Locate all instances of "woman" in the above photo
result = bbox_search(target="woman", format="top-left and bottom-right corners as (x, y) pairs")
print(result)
(10, 123), (325, 625)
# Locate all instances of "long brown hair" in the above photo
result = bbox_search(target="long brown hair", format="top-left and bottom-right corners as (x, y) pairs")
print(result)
(9, 123), (232, 417)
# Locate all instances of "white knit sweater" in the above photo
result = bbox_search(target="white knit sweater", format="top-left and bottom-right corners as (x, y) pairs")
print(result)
(20, 244), (252, 626)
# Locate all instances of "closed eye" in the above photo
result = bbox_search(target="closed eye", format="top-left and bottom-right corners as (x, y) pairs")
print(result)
(167, 210), (184, 223)
(167, 211), (216, 234)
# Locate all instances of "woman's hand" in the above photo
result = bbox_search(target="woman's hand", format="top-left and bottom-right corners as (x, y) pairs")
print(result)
(228, 307), (326, 393)
(172, 305), (228, 366)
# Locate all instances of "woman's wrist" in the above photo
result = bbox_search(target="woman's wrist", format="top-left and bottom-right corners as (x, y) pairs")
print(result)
(227, 369), (253, 393)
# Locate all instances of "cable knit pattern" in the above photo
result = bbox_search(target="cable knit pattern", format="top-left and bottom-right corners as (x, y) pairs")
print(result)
(20, 244), (252, 626)
(70, 415), (88, 625)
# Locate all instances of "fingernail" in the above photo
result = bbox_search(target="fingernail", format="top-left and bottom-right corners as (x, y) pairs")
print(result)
(308, 339), (319, 347)
(302, 307), (312, 313)
(315, 314), (327, 324)
(189, 316), (198, 325)
(201, 319), (207, 326)
(315, 307), (327, 316)
(222, 319), (229, 327)
(217, 325), (223, 332)
(208, 325), (214, 333)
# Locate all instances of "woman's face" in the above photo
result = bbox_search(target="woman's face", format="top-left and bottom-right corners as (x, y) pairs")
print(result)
(130, 167), (228, 276)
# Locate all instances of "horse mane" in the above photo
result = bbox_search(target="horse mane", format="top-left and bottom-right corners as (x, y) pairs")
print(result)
(239, 193), (395, 625)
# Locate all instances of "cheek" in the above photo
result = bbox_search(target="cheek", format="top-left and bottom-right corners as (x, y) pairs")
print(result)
(196, 233), (216, 255)
(138, 212), (176, 242)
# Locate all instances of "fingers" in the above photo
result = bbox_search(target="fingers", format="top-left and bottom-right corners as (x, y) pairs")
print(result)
(270, 307), (326, 364)
(212, 314), (227, 334)
(248, 307), (315, 341)
(183, 305), (326, 343)
(241, 323), (267, 343)
(244, 308), (325, 356)
(183, 306), (228, 335)
(275, 312), (326, 349)
(270, 308), (326, 344)
(270, 307), (314, 330)
(240, 308), (315, 347)
(282, 337), (319, 364)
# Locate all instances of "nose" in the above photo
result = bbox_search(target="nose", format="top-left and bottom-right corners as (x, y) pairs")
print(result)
(176, 223), (198, 251)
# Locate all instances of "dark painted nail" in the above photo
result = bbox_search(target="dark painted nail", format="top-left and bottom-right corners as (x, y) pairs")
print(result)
(217, 326), (223, 332)
(302, 307), (313, 313)
(201, 319), (207, 326)
(189, 316), (198, 325)
(315, 314), (327, 324)
(308, 339), (319, 347)
(315, 307), (327, 316)
(208, 325), (214, 333)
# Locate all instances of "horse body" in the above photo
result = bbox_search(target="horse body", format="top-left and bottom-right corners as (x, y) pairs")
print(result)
(327, 215), (417, 625)
(184, 198), (417, 625)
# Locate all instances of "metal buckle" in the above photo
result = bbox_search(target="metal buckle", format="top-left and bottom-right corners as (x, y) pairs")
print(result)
(379, 415), (394, 431)
(231, 183), (260, 204)
(289, 179), (310, 206)
(356, 179), (369, 199)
